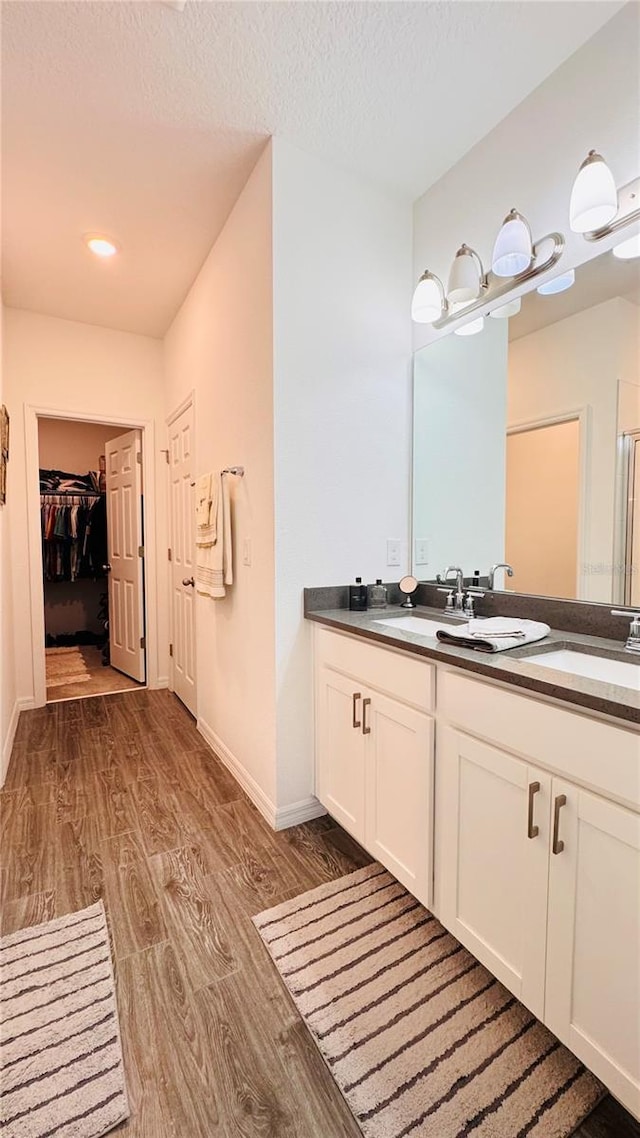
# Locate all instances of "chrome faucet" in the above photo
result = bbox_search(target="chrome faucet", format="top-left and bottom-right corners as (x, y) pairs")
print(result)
(611, 610), (640, 654)
(441, 566), (465, 615)
(488, 562), (514, 590)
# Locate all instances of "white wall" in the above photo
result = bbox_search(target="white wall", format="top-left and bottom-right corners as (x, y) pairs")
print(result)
(3, 309), (166, 705)
(163, 145), (278, 809)
(272, 138), (413, 812)
(0, 302), (18, 785)
(413, 4), (640, 351)
(413, 317), (508, 580)
(508, 297), (638, 601)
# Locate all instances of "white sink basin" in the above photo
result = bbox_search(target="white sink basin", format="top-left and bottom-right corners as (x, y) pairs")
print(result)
(373, 616), (455, 638)
(524, 648), (640, 691)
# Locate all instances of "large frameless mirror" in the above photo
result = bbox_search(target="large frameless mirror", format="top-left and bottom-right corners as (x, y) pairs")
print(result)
(412, 246), (640, 604)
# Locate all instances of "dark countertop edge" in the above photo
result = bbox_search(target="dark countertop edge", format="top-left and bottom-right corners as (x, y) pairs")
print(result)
(305, 609), (640, 728)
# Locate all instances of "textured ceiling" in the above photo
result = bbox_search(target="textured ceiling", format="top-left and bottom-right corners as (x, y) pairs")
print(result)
(1, 0), (626, 337)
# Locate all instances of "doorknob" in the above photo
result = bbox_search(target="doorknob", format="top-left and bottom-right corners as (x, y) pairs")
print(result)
(102, 564), (112, 573)
(182, 577), (195, 587)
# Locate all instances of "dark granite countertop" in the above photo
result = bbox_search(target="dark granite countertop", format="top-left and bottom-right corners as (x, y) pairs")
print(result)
(305, 604), (640, 728)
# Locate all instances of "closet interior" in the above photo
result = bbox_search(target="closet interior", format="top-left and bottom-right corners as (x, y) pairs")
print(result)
(38, 417), (145, 702)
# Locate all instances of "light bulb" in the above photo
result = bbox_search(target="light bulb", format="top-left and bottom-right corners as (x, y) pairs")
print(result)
(569, 151), (617, 234)
(447, 245), (483, 304)
(537, 270), (575, 296)
(491, 210), (533, 277)
(411, 271), (444, 324)
(489, 298), (521, 319)
(454, 317), (484, 337)
(86, 235), (118, 258)
(612, 233), (640, 260)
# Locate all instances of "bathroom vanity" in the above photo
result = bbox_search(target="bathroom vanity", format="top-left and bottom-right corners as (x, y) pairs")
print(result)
(306, 603), (640, 1120)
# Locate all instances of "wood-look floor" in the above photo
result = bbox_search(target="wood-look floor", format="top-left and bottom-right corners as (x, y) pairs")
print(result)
(1, 689), (638, 1138)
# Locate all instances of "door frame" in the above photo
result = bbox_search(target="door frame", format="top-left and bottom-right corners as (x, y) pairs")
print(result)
(166, 391), (196, 708)
(25, 403), (160, 707)
(506, 406), (590, 598)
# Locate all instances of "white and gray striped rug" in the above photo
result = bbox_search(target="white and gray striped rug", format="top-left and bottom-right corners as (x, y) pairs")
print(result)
(1, 901), (129, 1138)
(253, 862), (604, 1138)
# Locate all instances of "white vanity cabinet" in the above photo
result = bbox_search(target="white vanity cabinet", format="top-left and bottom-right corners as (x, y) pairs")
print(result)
(437, 728), (551, 1019)
(313, 625), (640, 1118)
(438, 668), (640, 1119)
(314, 627), (434, 905)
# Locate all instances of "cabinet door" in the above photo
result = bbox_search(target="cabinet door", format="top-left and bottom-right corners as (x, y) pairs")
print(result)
(545, 782), (640, 1118)
(364, 692), (434, 906)
(316, 665), (366, 843)
(438, 727), (551, 1018)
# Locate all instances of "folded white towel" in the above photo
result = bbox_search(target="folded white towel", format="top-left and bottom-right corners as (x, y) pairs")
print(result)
(196, 473), (233, 599)
(196, 472), (218, 548)
(437, 617), (550, 654)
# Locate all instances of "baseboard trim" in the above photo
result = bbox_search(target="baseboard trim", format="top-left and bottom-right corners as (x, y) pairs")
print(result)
(1, 699), (23, 788)
(151, 676), (169, 690)
(197, 717), (278, 829)
(273, 797), (327, 831)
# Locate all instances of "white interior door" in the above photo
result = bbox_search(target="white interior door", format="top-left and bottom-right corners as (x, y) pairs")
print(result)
(105, 429), (145, 682)
(168, 403), (197, 715)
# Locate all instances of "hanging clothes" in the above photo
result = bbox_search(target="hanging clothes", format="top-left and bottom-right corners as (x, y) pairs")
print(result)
(40, 469), (106, 583)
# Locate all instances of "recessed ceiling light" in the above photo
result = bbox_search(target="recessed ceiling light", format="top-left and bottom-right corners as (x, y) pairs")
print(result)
(85, 235), (118, 258)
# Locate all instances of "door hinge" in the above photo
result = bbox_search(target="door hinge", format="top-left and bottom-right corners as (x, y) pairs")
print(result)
(168, 548), (172, 561)
(136, 451), (142, 465)
(140, 635), (146, 649)
(169, 643), (173, 657)
(162, 449), (170, 465)
(138, 545), (145, 558)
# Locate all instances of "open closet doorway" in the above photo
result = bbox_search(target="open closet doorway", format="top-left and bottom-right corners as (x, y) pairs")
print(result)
(38, 416), (146, 702)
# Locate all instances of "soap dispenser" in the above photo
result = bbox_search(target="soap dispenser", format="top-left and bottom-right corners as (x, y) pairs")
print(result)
(349, 577), (368, 612)
(368, 579), (388, 609)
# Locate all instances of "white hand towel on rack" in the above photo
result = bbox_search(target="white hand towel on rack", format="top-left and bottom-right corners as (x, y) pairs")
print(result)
(195, 473), (218, 547)
(196, 473), (233, 598)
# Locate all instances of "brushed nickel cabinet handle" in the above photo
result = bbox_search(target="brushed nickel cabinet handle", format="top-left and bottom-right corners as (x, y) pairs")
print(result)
(527, 781), (540, 839)
(552, 794), (567, 855)
(362, 697), (371, 735)
(352, 692), (361, 729)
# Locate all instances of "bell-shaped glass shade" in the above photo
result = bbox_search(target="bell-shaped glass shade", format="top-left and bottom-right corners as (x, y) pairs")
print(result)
(489, 298), (521, 319)
(447, 246), (482, 304)
(492, 211), (532, 277)
(537, 269), (575, 296)
(612, 233), (640, 260)
(411, 272), (444, 323)
(454, 316), (484, 337)
(569, 152), (617, 234)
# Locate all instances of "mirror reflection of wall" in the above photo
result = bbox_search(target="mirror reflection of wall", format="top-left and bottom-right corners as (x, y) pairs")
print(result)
(412, 246), (640, 604)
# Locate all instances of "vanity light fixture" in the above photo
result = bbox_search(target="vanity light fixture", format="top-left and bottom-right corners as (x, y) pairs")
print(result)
(570, 151), (640, 242)
(411, 269), (447, 324)
(85, 234), (118, 258)
(491, 210), (533, 277)
(447, 244), (486, 304)
(489, 297), (521, 319)
(537, 269), (575, 296)
(569, 151), (618, 234)
(454, 316), (484, 337)
(612, 233), (640, 260)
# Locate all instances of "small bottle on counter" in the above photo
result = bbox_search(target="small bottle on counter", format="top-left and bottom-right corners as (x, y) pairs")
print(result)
(349, 577), (368, 611)
(368, 579), (388, 609)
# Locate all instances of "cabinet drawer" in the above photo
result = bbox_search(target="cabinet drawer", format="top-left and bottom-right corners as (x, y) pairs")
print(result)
(316, 627), (434, 712)
(438, 668), (640, 808)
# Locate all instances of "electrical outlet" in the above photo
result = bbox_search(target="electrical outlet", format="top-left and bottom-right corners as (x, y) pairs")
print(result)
(242, 538), (252, 567)
(387, 539), (401, 567)
(415, 539), (429, 565)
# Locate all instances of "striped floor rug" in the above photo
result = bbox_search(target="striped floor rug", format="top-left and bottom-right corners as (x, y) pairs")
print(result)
(253, 863), (604, 1138)
(1, 901), (129, 1138)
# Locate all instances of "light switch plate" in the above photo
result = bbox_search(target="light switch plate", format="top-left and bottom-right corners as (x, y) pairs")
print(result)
(387, 539), (401, 567)
(415, 539), (429, 565)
